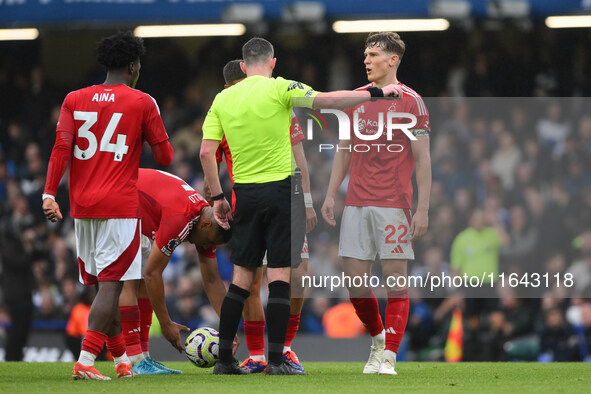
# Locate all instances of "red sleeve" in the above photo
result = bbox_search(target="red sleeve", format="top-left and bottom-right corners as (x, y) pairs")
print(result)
(142, 94), (169, 146)
(215, 146), (223, 164)
(216, 136), (229, 163)
(151, 140), (174, 167)
(408, 96), (431, 131)
(56, 92), (76, 134)
(290, 115), (305, 146)
(196, 245), (217, 258)
(407, 96), (430, 134)
(44, 95), (75, 196)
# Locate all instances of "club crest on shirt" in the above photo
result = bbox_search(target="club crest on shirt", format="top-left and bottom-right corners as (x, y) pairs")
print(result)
(357, 119), (367, 133)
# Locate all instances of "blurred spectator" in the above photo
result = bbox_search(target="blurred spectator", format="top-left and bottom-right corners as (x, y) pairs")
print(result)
(567, 231), (591, 294)
(64, 286), (95, 359)
(491, 131), (522, 190)
(579, 302), (591, 362)
(429, 206), (457, 257)
(501, 204), (538, 273)
(450, 208), (508, 320)
(433, 156), (468, 200)
(322, 303), (365, 338)
(538, 307), (578, 362)
(170, 116), (205, 158)
(536, 101), (571, 160)
(577, 116), (591, 156)
(0, 193), (37, 361)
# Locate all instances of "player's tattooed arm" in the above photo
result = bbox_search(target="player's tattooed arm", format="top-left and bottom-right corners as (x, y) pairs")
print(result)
(144, 245), (189, 352)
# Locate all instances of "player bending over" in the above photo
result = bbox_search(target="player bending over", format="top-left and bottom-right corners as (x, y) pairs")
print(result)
(321, 32), (431, 376)
(117, 169), (232, 366)
(43, 31), (173, 380)
(116, 168), (230, 374)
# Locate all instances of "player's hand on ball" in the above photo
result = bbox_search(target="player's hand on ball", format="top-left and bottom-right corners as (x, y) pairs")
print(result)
(321, 197), (336, 227)
(42, 198), (63, 222)
(410, 209), (428, 241)
(382, 84), (403, 98)
(213, 198), (233, 230)
(162, 320), (190, 353)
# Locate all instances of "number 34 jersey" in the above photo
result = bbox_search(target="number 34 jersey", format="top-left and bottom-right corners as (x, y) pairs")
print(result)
(57, 84), (169, 218)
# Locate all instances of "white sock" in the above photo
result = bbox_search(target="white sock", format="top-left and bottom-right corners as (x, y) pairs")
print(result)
(250, 355), (266, 362)
(143, 351), (150, 359)
(78, 350), (96, 367)
(382, 350), (397, 361)
(113, 353), (131, 366)
(372, 330), (385, 347)
(283, 346), (291, 353)
(129, 353), (145, 366)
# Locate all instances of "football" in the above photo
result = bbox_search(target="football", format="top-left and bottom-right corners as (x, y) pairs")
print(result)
(184, 327), (219, 368)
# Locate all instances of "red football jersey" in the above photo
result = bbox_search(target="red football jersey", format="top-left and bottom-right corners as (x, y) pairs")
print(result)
(138, 169), (216, 258)
(345, 82), (430, 209)
(56, 84), (169, 218)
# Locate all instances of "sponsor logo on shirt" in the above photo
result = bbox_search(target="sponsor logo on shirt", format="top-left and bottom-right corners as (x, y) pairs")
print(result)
(288, 81), (305, 91)
(162, 238), (181, 256)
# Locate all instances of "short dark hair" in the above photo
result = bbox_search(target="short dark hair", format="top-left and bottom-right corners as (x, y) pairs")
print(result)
(215, 224), (232, 244)
(96, 31), (145, 70)
(365, 32), (406, 60)
(223, 59), (246, 85)
(242, 37), (274, 65)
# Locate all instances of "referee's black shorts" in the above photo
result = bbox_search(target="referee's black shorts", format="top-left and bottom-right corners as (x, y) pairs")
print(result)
(231, 176), (306, 269)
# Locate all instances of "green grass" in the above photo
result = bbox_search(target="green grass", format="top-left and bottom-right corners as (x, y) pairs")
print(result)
(0, 362), (589, 393)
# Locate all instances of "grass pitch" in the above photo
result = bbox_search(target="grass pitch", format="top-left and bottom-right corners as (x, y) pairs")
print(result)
(0, 362), (589, 393)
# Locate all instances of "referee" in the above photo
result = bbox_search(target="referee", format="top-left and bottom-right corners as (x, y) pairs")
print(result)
(200, 37), (401, 375)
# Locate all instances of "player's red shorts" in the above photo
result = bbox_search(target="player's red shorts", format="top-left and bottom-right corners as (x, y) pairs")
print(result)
(75, 218), (142, 285)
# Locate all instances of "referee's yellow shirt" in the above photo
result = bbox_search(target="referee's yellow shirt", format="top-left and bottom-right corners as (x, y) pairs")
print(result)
(202, 75), (317, 184)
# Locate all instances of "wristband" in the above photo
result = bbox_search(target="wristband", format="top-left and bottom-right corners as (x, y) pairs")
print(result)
(304, 193), (313, 208)
(367, 86), (384, 98)
(211, 193), (225, 201)
(42, 193), (56, 202)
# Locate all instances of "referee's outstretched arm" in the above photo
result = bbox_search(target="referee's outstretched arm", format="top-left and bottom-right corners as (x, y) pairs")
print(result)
(312, 84), (402, 109)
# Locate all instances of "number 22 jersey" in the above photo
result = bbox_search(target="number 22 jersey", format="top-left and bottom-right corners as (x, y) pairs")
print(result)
(56, 84), (169, 218)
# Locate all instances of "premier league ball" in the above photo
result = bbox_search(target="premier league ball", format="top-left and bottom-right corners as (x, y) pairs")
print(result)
(184, 327), (219, 368)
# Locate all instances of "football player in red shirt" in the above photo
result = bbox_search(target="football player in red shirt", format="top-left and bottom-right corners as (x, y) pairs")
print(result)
(205, 60), (317, 374)
(117, 168), (232, 375)
(322, 32), (431, 376)
(42, 31), (173, 380)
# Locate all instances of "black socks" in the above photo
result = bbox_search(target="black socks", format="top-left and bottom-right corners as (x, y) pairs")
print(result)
(266, 280), (291, 365)
(218, 284), (250, 363)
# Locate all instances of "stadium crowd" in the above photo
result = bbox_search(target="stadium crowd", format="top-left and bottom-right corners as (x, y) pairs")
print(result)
(1, 27), (591, 362)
